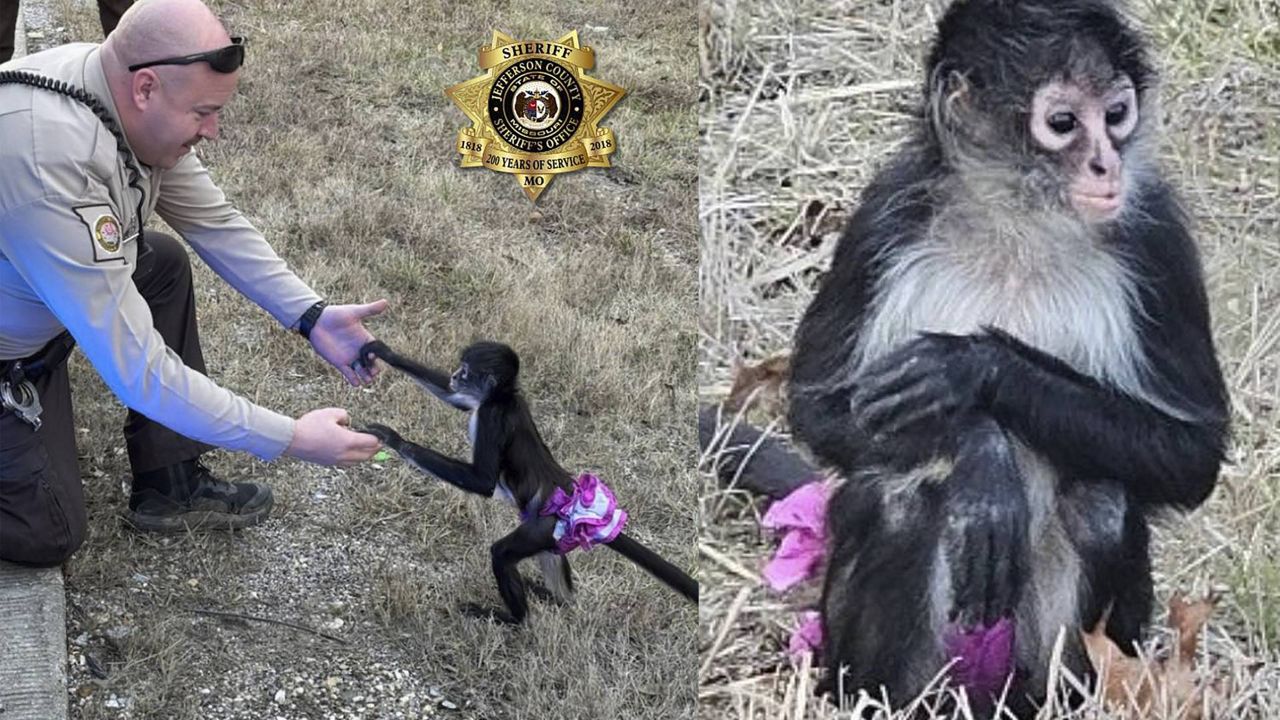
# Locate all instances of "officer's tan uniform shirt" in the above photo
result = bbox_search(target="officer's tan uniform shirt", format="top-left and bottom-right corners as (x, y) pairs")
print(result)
(0, 43), (319, 460)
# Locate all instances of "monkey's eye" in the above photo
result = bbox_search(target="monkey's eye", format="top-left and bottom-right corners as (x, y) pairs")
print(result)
(1047, 112), (1078, 135)
(1105, 102), (1128, 126)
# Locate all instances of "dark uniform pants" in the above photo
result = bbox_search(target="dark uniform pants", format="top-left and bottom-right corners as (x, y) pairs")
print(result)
(0, 232), (214, 566)
(0, 1), (134, 64)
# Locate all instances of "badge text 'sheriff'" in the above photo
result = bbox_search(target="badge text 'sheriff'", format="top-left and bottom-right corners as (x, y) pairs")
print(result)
(445, 31), (625, 201)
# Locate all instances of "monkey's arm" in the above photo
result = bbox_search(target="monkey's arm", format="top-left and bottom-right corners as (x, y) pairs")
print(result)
(362, 423), (498, 496)
(360, 340), (474, 411)
(990, 196), (1229, 508)
(855, 328), (1226, 509)
(984, 330), (1227, 509)
(787, 153), (938, 475)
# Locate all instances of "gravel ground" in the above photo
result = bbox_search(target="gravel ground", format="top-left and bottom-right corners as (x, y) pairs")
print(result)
(62, 464), (479, 719)
(16, 0), (63, 55)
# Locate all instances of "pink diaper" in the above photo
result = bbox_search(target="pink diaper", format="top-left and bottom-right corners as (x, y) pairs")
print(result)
(539, 472), (627, 555)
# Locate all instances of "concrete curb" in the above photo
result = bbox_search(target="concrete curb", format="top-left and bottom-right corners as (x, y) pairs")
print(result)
(3, 6), (69, 720)
(12, 0), (25, 58)
(0, 561), (68, 720)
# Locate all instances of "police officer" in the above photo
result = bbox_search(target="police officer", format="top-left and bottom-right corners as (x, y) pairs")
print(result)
(1, 1), (136, 65)
(0, 0), (385, 565)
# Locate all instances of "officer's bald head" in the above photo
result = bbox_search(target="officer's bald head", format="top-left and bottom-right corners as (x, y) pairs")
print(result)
(100, 0), (240, 170)
(104, 0), (232, 70)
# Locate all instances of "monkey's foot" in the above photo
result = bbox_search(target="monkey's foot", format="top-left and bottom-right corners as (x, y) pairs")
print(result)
(458, 603), (520, 625)
(523, 577), (561, 604)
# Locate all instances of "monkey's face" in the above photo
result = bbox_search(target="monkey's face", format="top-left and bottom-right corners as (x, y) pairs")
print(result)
(446, 362), (493, 409)
(449, 362), (480, 396)
(1029, 75), (1139, 224)
(457, 341), (520, 401)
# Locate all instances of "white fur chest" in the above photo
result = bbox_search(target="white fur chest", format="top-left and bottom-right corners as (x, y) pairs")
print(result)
(855, 214), (1147, 395)
(494, 480), (517, 508)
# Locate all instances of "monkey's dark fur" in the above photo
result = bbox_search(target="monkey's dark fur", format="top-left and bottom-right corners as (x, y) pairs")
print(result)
(360, 340), (698, 625)
(788, 0), (1228, 714)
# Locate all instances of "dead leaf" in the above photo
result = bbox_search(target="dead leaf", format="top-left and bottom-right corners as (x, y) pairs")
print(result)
(724, 353), (791, 419)
(1082, 593), (1223, 720)
(1168, 591), (1219, 664)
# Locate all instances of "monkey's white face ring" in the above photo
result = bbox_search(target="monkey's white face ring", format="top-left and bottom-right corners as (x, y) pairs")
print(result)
(1029, 79), (1137, 149)
(450, 363), (470, 392)
(1029, 78), (1138, 223)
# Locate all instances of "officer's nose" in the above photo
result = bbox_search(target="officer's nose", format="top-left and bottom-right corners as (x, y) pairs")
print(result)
(199, 114), (220, 141)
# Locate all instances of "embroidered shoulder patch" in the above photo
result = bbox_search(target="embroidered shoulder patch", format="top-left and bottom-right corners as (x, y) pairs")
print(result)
(72, 205), (127, 264)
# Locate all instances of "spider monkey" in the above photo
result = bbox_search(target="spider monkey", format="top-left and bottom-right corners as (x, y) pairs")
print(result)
(358, 340), (698, 624)
(787, 0), (1229, 714)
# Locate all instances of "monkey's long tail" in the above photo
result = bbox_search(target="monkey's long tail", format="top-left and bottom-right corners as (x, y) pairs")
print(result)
(607, 533), (699, 603)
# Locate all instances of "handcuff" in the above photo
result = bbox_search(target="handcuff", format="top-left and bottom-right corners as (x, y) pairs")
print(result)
(0, 361), (44, 431)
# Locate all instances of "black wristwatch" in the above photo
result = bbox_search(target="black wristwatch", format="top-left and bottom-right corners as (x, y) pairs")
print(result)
(296, 300), (327, 340)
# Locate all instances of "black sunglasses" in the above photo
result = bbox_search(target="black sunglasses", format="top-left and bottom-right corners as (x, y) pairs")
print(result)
(127, 37), (245, 74)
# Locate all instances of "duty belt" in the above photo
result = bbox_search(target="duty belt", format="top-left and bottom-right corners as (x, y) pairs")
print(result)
(0, 332), (76, 431)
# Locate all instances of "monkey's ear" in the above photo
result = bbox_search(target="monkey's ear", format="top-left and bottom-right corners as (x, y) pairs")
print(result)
(929, 67), (999, 151)
(938, 69), (975, 127)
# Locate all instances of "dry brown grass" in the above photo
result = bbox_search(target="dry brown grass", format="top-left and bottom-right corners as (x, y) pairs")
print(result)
(37, 0), (699, 717)
(699, 0), (1279, 717)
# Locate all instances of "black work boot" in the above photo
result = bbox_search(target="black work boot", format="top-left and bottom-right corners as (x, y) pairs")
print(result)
(127, 458), (273, 533)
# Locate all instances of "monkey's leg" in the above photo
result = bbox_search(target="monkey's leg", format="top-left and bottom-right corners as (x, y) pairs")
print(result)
(822, 418), (1031, 711)
(1050, 522), (1154, 714)
(1102, 507), (1153, 653)
(938, 416), (1042, 716)
(461, 516), (559, 624)
(534, 552), (575, 605)
(821, 480), (948, 706)
(1066, 483), (1152, 657)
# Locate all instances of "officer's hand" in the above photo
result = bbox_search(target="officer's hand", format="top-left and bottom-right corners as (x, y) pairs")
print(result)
(308, 299), (390, 387)
(285, 408), (382, 466)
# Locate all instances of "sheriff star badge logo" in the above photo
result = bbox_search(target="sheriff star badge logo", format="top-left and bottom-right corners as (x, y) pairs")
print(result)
(446, 31), (625, 201)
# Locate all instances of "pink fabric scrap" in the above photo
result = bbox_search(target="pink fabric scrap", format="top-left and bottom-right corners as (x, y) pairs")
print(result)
(943, 617), (1016, 700)
(788, 611), (825, 660)
(540, 472), (627, 555)
(760, 479), (832, 660)
(761, 480), (831, 592)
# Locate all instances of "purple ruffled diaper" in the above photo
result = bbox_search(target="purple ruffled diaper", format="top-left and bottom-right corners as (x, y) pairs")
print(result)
(539, 472), (628, 555)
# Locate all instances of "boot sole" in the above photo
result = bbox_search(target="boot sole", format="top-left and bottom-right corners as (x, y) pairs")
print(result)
(124, 495), (274, 534)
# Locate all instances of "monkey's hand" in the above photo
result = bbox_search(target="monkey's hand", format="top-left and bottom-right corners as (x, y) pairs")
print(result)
(307, 299), (390, 387)
(286, 408), (384, 466)
(850, 332), (1001, 440)
(944, 433), (1028, 627)
(359, 340), (393, 364)
(359, 423), (404, 450)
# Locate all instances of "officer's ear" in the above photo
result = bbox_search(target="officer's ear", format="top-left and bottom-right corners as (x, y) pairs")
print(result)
(131, 69), (161, 110)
